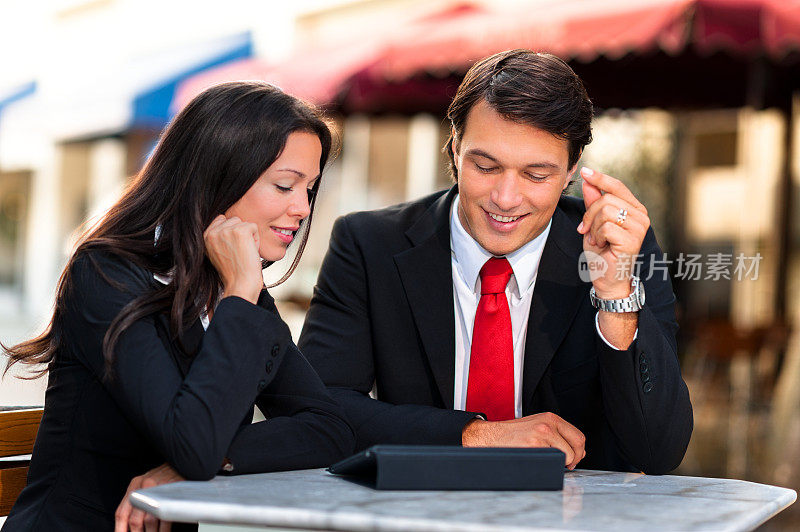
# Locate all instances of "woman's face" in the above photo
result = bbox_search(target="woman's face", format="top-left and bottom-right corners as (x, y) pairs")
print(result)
(225, 131), (322, 262)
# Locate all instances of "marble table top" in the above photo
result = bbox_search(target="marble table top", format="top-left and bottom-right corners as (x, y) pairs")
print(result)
(130, 468), (796, 532)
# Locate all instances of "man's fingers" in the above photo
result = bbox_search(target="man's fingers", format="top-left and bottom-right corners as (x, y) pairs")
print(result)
(580, 195), (646, 236)
(582, 201), (647, 252)
(159, 519), (172, 532)
(594, 220), (643, 253)
(582, 177), (602, 210)
(553, 417), (586, 469)
(532, 420), (575, 467)
(555, 416), (586, 453)
(548, 431), (577, 470)
(581, 167), (644, 211)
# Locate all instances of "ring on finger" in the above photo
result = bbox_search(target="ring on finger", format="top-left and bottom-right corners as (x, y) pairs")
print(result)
(615, 208), (628, 227)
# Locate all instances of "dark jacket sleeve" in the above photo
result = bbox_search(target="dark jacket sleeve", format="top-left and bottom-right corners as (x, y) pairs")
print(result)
(64, 252), (293, 480)
(595, 228), (693, 474)
(299, 216), (478, 450)
(222, 342), (355, 474)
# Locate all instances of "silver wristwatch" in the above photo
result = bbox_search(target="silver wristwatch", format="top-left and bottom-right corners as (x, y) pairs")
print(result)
(589, 275), (645, 312)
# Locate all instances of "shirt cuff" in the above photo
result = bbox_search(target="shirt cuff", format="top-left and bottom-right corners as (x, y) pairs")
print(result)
(595, 311), (638, 351)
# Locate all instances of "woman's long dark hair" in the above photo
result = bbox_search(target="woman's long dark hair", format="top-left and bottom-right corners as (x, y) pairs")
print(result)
(4, 81), (333, 378)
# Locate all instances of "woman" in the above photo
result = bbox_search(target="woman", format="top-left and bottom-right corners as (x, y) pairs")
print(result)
(2, 81), (355, 531)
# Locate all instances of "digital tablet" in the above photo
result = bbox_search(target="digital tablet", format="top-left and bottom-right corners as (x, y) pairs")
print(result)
(327, 445), (565, 490)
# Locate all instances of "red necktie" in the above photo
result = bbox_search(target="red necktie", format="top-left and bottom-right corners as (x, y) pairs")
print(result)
(466, 257), (515, 421)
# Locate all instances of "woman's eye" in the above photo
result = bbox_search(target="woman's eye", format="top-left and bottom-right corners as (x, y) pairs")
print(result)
(275, 185), (292, 193)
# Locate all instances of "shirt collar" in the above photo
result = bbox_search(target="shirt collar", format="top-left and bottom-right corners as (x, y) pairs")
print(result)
(153, 224), (173, 285)
(153, 271), (172, 285)
(450, 194), (552, 297)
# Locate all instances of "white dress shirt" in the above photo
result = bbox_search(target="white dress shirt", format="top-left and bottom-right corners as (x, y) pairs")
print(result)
(450, 195), (632, 419)
(153, 225), (213, 331)
(153, 272), (211, 331)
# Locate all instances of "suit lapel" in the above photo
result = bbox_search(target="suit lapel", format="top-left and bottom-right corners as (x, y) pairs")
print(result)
(393, 186), (458, 408)
(522, 205), (587, 412)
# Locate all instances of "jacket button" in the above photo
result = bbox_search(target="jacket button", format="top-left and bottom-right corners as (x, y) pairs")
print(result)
(266, 360), (274, 374)
(641, 373), (651, 383)
(640, 363), (649, 374)
(257, 379), (267, 391)
(643, 381), (653, 393)
(639, 353), (646, 364)
(271, 345), (280, 357)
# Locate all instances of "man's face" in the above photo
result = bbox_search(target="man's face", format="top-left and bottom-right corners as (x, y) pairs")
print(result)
(454, 100), (576, 256)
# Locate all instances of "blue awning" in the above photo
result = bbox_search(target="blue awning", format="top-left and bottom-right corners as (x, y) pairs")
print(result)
(130, 32), (252, 128)
(0, 81), (36, 120)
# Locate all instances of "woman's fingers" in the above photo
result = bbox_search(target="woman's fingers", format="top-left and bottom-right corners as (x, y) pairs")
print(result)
(117, 464), (183, 532)
(114, 498), (133, 532)
(143, 510), (160, 532)
(128, 506), (147, 532)
(204, 215), (263, 303)
(203, 214), (228, 238)
(115, 475), (143, 532)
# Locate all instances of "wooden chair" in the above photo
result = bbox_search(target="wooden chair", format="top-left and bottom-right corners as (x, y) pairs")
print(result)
(0, 407), (43, 516)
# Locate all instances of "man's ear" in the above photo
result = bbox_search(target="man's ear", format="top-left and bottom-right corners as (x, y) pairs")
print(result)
(564, 148), (583, 191)
(564, 163), (579, 191)
(451, 127), (460, 156)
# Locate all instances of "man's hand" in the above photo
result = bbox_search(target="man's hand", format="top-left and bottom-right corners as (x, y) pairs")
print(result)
(115, 463), (184, 532)
(577, 167), (649, 349)
(577, 167), (650, 299)
(461, 412), (586, 470)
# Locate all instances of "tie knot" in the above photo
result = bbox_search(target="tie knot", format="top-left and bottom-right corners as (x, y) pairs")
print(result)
(479, 257), (513, 295)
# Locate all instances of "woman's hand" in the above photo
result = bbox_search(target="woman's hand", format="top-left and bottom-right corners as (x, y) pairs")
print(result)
(204, 214), (264, 304)
(114, 463), (184, 532)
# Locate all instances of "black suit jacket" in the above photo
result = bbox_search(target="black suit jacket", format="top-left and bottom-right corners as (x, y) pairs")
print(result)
(299, 186), (692, 474)
(4, 251), (355, 531)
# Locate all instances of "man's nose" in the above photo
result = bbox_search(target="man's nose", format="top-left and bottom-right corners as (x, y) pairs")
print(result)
(491, 172), (523, 212)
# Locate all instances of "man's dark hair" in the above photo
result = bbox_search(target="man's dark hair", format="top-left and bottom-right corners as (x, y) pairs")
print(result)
(444, 49), (593, 181)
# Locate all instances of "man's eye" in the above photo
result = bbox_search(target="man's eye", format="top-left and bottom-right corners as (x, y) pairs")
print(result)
(526, 173), (549, 182)
(475, 164), (497, 173)
(275, 185), (292, 193)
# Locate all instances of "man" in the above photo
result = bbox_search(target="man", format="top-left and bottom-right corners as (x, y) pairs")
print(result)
(299, 50), (692, 474)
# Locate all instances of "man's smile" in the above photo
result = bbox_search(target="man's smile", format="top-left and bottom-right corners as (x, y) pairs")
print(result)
(483, 208), (529, 232)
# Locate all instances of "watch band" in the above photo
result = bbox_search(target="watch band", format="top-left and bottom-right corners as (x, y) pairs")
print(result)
(589, 276), (645, 312)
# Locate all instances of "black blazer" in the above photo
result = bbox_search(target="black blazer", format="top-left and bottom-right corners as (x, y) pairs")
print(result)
(4, 251), (355, 531)
(299, 186), (692, 474)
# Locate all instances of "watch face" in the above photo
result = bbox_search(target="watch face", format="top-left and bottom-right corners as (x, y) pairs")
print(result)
(636, 282), (646, 306)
